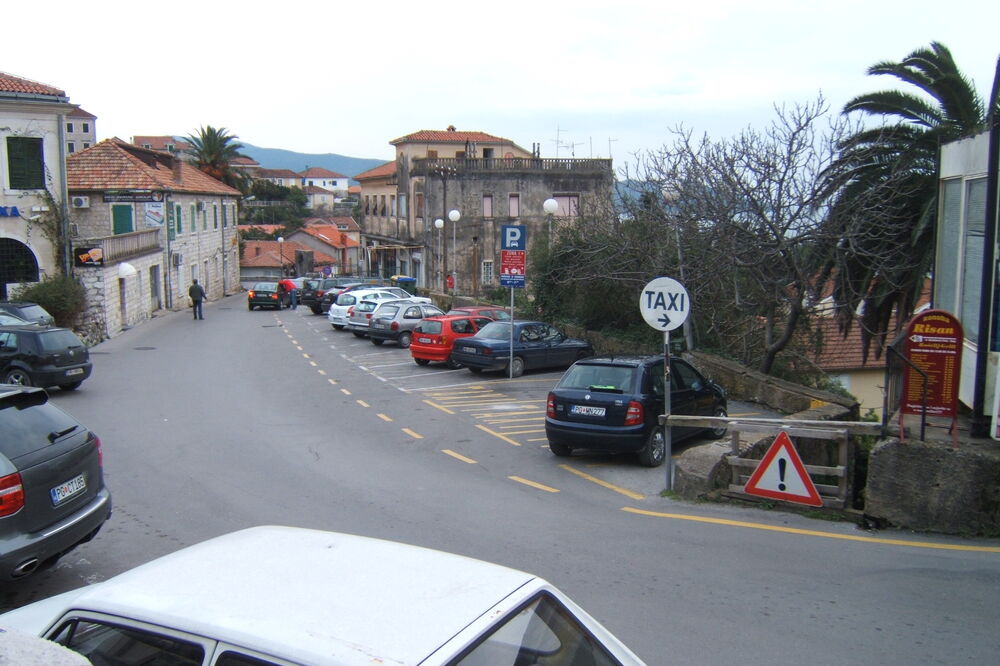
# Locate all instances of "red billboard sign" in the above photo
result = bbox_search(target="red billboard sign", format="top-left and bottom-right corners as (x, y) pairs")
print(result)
(901, 309), (963, 418)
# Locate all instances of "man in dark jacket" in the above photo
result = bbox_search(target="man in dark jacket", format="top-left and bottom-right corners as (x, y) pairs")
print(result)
(189, 279), (206, 320)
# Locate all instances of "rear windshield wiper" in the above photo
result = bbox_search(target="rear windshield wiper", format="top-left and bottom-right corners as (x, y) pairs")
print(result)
(48, 424), (80, 442)
(587, 385), (623, 393)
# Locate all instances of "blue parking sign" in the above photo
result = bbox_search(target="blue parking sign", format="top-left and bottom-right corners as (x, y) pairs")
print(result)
(501, 225), (526, 250)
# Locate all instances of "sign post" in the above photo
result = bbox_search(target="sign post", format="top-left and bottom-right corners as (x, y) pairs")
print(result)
(501, 225), (527, 379)
(901, 309), (963, 441)
(639, 277), (690, 490)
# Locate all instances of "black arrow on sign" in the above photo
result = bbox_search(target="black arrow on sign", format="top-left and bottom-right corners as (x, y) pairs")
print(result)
(658, 314), (672, 328)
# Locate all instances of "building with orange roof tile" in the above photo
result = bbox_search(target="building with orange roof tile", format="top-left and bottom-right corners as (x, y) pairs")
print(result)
(357, 126), (613, 293)
(66, 107), (96, 155)
(240, 239), (335, 285)
(0, 71), (75, 299)
(286, 221), (361, 275)
(67, 139), (242, 337)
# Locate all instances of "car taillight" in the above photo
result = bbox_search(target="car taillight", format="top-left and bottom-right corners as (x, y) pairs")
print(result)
(624, 401), (644, 426)
(248, 291), (256, 298)
(347, 307), (355, 316)
(271, 293), (279, 300)
(390, 322), (399, 331)
(547, 393), (556, 418)
(0, 472), (25, 517)
(365, 313), (372, 319)
(317, 290), (326, 297)
(482, 348), (492, 355)
(95, 435), (103, 467)
(440, 335), (449, 346)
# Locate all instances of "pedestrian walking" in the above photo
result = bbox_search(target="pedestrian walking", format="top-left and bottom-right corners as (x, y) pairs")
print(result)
(189, 279), (206, 320)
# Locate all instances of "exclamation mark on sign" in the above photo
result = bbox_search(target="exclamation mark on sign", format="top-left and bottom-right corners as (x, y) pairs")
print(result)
(778, 458), (787, 491)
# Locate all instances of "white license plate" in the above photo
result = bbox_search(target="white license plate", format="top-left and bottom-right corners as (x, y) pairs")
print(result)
(66, 368), (84, 376)
(460, 346), (476, 354)
(570, 405), (606, 417)
(51, 474), (86, 505)
(418, 337), (431, 344)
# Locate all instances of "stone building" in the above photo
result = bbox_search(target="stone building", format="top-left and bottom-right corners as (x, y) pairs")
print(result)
(356, 127), (614, 295)
(67, 139), (241, 339)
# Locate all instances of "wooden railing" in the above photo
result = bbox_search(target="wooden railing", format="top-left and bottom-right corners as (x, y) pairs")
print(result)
(79, 229), (162, 263)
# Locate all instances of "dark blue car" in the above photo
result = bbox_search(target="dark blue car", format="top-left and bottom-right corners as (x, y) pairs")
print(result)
(450, 320), (593, 377)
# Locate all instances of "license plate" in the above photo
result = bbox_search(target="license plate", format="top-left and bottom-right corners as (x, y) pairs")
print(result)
(66, 368), (84, 376)
(460, 346), (476, 354)
(418, 337), (431, 344)
(570, 405), (606, 417)
(373, 323), (386, 330)
(51, 474), (86, 505)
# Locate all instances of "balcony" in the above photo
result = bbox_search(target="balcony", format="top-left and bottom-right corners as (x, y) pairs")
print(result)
(412, 157), (613, 176)
(78, 228), (162, 263)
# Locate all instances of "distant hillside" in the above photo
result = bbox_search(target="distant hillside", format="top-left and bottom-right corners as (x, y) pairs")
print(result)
(239, 143), (388, 180)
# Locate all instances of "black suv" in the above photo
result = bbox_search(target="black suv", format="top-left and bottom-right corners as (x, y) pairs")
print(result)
(0, 385), (112, 579)
(545, 355), (727, 467)
(0, 301), (55, 326)
(0, 325), (92, 390)
(300, 277), (361, 314)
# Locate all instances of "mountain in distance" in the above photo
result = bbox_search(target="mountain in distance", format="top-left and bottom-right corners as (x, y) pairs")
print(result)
(239, 142), (388, 180)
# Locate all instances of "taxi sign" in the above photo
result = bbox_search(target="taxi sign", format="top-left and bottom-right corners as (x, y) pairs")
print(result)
(639, 277), (689, 331)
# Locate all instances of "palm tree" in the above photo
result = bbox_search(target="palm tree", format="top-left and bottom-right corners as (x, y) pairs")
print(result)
(823, 42), (1000, 359)
(185, 125), (247, 191)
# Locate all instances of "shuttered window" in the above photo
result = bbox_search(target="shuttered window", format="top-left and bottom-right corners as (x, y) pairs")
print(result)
(112, 204), (134, 235)
(6, 137), (45, 190)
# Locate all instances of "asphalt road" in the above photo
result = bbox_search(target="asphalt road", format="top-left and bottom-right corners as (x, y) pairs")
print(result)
(3, 294), (999, 664)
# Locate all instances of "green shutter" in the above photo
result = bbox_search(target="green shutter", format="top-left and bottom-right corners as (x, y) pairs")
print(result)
(112, 205), (134, 235)
(176, 205), (183, 234)
(6, 137), (44, 189)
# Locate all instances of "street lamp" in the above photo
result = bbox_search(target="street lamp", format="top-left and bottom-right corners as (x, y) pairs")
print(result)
(448, 208), (461, 293)
(434, 218), (444, 290)
(543, 198), (558, 240)
(277, 236), (285, 278)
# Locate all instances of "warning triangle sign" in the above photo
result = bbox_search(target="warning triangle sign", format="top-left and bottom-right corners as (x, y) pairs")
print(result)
(743, 431), (823, 507)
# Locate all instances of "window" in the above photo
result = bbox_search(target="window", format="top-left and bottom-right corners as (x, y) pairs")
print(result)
(481, 260), (494, 284)
(112, 204), (134, 235)
(482, 194), (493, 217)
(391, 195), (397, 217)
(67, 142), (76, 153)
(83, 142), (90, 149)
(213, 205), (219, 229)
(66, 122), (74, 133)
(142, 143), (152, 149)
(175, 204), (183, 234)
(509, 193), (519, 217)
(960, 178), (987, 343)
(190, 204), (196, 232)
(416, 193), (424, 217)
(6, 137), (45, 190)
(83, 122), (90, 133)
(50, 619), (205, 664)
(427, 150), (438, 159)
(553, 195), (579, 217)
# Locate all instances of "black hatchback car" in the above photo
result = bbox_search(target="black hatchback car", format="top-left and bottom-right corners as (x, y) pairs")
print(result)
(0, 325), (92, 390)
(0, 301), (55, 326)
(0, 385), (112, 580)
(545, 355), (727, 467)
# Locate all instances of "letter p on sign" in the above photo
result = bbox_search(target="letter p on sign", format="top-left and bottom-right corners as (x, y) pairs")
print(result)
(502, 225), (526, 250)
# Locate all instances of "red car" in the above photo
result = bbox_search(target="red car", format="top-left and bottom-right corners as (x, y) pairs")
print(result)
(446, 306), (511, 321)
(410, 314), (494, 368)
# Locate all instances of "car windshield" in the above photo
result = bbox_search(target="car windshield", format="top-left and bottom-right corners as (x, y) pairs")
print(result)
(38, 329), (85, 352)
(559, 364), (635, 392)
(476, 321), (513, 340)
(253, 283), (276, 292)
(16, 305), (50, 320)
(0, 313), (28, 325)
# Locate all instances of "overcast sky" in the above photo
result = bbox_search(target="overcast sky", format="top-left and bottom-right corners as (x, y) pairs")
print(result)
(8, 1), (998, 166)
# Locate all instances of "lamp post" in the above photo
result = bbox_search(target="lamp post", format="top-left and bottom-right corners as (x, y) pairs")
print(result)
(277, 236), (285, 278)
(448, 208), (461, 294)
(434, 218), (444, 290)
(543, 197), (558, 243)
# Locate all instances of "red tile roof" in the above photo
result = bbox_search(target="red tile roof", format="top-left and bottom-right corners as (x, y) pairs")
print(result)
(67, 139), (241, 196)
(232, 156), (260, 166)
(390, 129), (513, 145)
(303, 185), (334, 195)
(131, 136), (193, 152)
(258, 168), (301, 179)
(298, 226), (359, 248)
(304, 216), (359, 231)
(354, 161), (395, 180)
(68, 107), (96, 118)
(300, 167), (346, 178)
(237, 224), (284, 235)
(241, 240), (335, 268)
(0, 72), (66, 98)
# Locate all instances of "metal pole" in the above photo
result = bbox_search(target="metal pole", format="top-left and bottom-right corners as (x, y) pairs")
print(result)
(509, 287), (515, 379)
(664, 330), (674, 491)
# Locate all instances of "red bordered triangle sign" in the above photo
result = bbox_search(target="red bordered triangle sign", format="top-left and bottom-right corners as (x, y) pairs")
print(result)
(743, 431), (823, 507)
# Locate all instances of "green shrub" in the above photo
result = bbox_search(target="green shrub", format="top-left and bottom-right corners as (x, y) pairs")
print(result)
(13, 275), (87, 328)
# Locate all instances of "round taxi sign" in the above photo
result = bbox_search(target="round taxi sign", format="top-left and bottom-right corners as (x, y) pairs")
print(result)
(639, 277), (690, 331)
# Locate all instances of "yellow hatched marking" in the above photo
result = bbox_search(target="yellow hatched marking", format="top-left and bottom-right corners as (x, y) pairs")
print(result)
(509, 476), (559, 493)
(424, 400), (455, 415)
(560, 465), (644, 500)
(442, 449), (477, 464)
(483, 416), (546, 425)
(475, 424), (521, 446)
(403, 428), (423, 439)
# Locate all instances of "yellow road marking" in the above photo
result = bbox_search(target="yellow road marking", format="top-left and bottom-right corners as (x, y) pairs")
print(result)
(309, 361), (317, 367)
(442, 449), (477, 464)
(377, 413), (392, 422)
(340, 388), (351, 395)
(476, 424), (522, 446)
(357, 400), (370, 408)
(497, 428), (544, 435)
(328, 379), (338, 385)
(509, 476), (559, 493)
(424, 400), (455, 414)
(318, 369), (327, 375)
(621, 508), (1000, 552)
(560, 465), (645, 500)
(483, 416), (546, 424)
(403, 428), (423, 439)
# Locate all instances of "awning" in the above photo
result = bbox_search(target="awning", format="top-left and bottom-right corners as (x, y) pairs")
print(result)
(118, 262), (138, 278)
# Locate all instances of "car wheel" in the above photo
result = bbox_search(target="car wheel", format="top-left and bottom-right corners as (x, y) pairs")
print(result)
(414, 358), (431, 366)
(398, 332), (412, 349)
(352, 331), (366, 338)
(333, 324), (345, 330)
(4, 368), (32, 386)
(60, 382), (82, 391)
(468, 367), (483, 374)
(637, 427), (666, 467)
(710, 407), (729, 439)
(446, 357), (463, 369)
(548, 439), (572, 457)
(311, 306), (322, 315)
(508, 356), (525, 378)
(371, 338), (384, 346)
(248, 303), (254, 311)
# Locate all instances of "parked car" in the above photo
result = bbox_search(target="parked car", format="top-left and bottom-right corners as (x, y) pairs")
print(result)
(450, 320), (593, 377)
(0, 312), (34, 326)
(0, 385), (112, 580)
(410, 314), (495, 367)
(0, 301), (55, 326)
(301, 276), (359, 314)
(0, 526), (644, 665)
(545, 355), (728, 467)
(368, 302), (445, 348)
(0, 325), (92, 390)
(319, 281), (366, 312)
(446, 305), (511, 321)
(345, 295), (412, 337)
(327, 288), (403, 330)
(247, 282), (283, 310)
